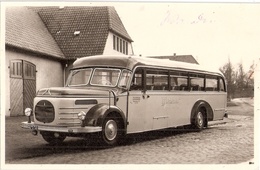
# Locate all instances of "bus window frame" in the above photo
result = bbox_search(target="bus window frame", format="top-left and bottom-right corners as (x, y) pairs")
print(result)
(130, 67), (146, 91)
(189, 73), (205, 91)
(170, 71), (189, 91)
(146, 69), (169, 91)
(118, 69), (132, 89)
(130, 66), (226, 93)
(205, 75), (218, 91)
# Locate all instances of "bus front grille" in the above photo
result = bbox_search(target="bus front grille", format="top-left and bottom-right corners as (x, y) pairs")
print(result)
(57, 110), (82, 126)
(35, 100), (55, 123)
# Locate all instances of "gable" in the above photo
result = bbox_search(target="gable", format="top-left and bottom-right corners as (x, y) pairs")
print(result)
(108, 6), (133, 42)
(36, 6), (133, 59)
(5, 7), (65, 60)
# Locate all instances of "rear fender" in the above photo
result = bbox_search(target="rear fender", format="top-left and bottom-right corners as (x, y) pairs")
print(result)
(190, 100), (214, 126)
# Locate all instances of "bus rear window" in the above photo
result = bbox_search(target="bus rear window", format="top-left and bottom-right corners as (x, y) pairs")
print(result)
(219, 77), (226, 92)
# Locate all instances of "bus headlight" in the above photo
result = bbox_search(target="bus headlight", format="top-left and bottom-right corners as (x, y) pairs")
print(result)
(24, 108), (32, 117)
(78, 111), (86, 121)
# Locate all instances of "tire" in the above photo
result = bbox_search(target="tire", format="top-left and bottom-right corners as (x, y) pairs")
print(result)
(192, 108), (206, 131)
(100, 115), (122, 146)
(41, 131), (66, 145)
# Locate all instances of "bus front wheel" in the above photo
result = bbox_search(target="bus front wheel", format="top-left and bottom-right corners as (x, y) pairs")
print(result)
(100, 115), (122, 146)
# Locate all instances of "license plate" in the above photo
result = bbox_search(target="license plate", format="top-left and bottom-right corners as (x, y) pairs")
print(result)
(30, 125), (38, 130)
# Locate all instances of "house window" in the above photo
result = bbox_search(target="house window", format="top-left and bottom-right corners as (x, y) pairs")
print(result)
(10, 60), (22, 78)
(10, 60), (36, 80)
(123, 41), (125, 54)
(126, 42), (128, 55)
(113, 34), (129, 55)
(120, 39), (122, 52)
(23, 61), (36, 80)
(116, 37), (119, 51)
(113, 35), (116, 50)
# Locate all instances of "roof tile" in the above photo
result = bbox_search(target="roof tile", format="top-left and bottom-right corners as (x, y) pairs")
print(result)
(37, 6), (132, 59)
(5, 7), (65, 59)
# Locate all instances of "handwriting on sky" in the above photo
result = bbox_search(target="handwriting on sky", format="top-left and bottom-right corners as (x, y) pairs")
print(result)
(160, 10), (215, 26)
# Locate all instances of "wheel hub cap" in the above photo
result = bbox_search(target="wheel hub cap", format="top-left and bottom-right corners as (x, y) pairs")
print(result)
(105, 120), (117, 141)
(197, 112), (203, 127)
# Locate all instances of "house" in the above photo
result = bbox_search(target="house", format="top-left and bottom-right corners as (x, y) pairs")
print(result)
(148, 53), (199, 64)
(5, 6), (134, 116)
(5, 6), (197, 117)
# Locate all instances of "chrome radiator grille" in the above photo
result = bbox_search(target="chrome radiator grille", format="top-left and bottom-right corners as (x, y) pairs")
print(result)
(35, 100), (55, 123)
(57, 107), (90, 126)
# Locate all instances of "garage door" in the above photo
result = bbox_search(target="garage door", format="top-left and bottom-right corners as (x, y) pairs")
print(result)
(10, 60), (36, 116)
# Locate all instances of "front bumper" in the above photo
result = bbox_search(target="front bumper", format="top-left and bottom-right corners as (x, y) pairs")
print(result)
(21, 121), (102, 133)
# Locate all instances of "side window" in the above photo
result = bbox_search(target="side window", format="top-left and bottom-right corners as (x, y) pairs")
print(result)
(219, 77), (226, 92)
(206, 76), (218, 91)
(170, 71), (189, 91)
(146, 70), (168, 90)
(190, 74), (205, 91)
(118, 70), (132, 88)
(130, 68), (144, 91)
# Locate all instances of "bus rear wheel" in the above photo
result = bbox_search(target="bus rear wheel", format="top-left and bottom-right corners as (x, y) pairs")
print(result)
(192, 108), (206, 131)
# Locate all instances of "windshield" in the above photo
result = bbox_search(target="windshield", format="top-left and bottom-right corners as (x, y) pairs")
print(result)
(68, 68), (92, 86)
(90, 68), (121, 87)
(67, 68), (124, 87)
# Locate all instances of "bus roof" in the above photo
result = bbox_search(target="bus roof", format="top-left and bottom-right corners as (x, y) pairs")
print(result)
(72, 55), (223, 76)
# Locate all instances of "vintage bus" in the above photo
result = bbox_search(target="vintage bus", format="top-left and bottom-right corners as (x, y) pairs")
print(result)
(21, 55), (227, 146)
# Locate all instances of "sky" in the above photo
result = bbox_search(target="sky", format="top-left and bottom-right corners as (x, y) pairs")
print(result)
(112, 2), (260, 71)
(2, 2), (260, 72)
(75, 1), (259, 73)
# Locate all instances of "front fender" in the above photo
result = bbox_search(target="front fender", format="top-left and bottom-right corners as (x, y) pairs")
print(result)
(84, 104), (126, 129)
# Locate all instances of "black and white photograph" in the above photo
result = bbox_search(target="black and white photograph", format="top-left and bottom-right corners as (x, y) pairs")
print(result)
(1, 1), (259, 170)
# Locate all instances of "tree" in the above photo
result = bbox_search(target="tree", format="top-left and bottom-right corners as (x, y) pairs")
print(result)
(246, 62), (255, 88)
(219, 58), (236, 101)
(220, 60), (254, 100)
(236, 62), (246, 89)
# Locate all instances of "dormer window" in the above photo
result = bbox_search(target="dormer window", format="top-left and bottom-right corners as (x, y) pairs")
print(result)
(74, 31), (80, 36)
(113, 35), (128, 55)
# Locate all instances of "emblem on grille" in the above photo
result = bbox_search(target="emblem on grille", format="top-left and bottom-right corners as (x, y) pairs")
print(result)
(42, 88), (51, 95)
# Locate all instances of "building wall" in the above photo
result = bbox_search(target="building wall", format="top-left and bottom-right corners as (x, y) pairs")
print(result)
(255, 59), (260, 115)
(5, 49), (64, 116)
(103, 32), (134, 55)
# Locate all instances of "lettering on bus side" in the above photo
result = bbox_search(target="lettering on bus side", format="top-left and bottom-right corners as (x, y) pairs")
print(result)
(161, 97), (178, 107)
(132, 96), (141, 104)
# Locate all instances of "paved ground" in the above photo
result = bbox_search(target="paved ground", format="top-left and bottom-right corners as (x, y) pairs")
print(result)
(2, 98), (256, 168)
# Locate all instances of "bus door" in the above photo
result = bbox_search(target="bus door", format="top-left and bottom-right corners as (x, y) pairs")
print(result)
(127, 68), (147, 133)
(145, 70), (169, 130)
(145, 91), (169, 130)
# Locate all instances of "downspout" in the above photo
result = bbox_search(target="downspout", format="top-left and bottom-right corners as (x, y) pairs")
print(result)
(64, 62), (68, 86)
